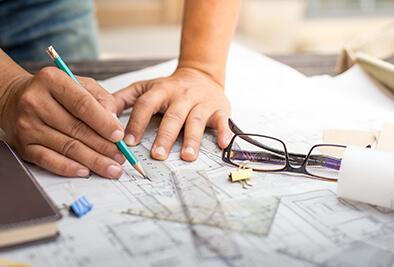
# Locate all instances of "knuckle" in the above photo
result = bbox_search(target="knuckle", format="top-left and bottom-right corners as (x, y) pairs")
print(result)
(185, 134), (201, 144)
(83, 77), (96, 84)
(36, 67), (58, 83)
(136, 95), (154, 110)
(37, 150), (53, 169)
(88, 154), (104, 172)
(150, 79), (165, 88)
(164, 110), (184, 124)
(106, 94), (117, 106)
(97, 141), (116, 156)
(15, 117), (32, 134)
(158, 129), (175, 142)
(188, 115), (205, 126)
(153, 82), (172, 98)
(60, 139), (81, 157)
(68, 120), (88, 139)
(181, 87), (195, 97)
(18, 90), (39, 111)
(104, 95), (118, 112)
(73, 94), (91, 116)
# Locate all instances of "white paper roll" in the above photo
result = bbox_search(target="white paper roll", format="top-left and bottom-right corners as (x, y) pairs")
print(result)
(338, 145), (394, 209)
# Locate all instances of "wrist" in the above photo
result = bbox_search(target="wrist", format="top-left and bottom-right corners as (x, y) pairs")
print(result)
(176, 59), (226, 87)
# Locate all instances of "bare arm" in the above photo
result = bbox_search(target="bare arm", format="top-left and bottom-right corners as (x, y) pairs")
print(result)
(178, 0), (241, 85)
(114, 0), (241, 161)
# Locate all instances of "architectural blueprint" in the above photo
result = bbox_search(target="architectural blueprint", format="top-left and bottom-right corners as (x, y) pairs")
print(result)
(1, 43), (394, 266)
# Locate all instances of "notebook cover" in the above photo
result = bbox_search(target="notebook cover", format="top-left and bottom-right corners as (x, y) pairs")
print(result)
(0, 140), (62, 247)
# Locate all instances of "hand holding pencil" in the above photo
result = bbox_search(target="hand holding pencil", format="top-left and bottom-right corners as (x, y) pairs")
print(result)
(0, 47), (127, 179)
(46, 46), (148, 180)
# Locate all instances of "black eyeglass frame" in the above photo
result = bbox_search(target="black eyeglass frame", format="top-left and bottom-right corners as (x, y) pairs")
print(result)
(222, 118), (346, 182)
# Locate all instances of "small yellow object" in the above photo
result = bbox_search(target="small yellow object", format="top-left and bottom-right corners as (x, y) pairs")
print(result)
(0, 258), (31, 267)
(228, 165), (253, 189)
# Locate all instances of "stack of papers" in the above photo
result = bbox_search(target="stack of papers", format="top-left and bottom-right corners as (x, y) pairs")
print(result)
(1, 43), (393, 267)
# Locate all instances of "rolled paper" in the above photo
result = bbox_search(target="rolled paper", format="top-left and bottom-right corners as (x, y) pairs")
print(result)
(338, 145), (394, 209)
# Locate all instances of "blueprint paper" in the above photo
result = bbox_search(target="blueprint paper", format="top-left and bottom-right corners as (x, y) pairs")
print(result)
(1, 43), (394, 266)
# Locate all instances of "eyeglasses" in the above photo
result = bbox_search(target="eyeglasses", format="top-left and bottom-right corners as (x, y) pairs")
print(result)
(222, 119), (346, 181)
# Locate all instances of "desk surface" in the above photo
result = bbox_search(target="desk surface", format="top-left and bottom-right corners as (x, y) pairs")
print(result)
(19, 53), (394, 81)
(19, 54), (394, 80)
(18, 54), (342, 80)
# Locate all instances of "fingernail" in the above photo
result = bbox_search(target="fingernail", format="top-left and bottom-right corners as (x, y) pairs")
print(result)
(108, 165), (122, 178)
(114, 153), (125, 164)
(184, 147), (195, 156)
(77, 169), (90, 177)
(225, 138), (232, 146)
(124, 134), (135, 145)
(111, 130), (123, 142)
(154, 146), (166, 156)
(224, 134), (233, 146)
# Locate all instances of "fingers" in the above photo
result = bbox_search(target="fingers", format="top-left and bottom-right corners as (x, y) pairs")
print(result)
(24, 145), (91, 178)
(111, 68), (232, 164)
(7, 68), (126, 179)
(151, 100), (194, 160)
(25, 124), (123, 179)
(180, 105), (209, 161)
(32, 90), (125, 165)
(181, 109), (232, 161)
(207, 110), (233, 149)
(123, 88), (168, 146)
(37, 68), (124, 143)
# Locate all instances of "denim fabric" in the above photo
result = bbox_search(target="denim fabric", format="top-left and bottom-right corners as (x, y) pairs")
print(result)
(0, 0), (99, 62)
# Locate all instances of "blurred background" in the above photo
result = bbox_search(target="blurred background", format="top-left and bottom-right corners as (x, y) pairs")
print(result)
(96, 0), (394, 59)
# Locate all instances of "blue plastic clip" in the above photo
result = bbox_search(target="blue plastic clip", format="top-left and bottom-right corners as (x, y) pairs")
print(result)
(64, 182), (93, 217)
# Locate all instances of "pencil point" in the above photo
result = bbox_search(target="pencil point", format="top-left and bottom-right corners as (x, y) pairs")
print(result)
(133, 162), (147, 180)
(144, 176), (152, 182)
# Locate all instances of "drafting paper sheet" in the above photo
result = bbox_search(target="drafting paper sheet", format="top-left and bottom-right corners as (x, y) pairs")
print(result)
(1, 43), (394, 266)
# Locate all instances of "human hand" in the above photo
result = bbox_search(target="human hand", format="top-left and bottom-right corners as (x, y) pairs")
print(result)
(0, 67), (126, 178)
(113, 67), (233, 161)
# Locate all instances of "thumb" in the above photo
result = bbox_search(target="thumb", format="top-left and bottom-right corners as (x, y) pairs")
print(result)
(113, 81), (146, 116)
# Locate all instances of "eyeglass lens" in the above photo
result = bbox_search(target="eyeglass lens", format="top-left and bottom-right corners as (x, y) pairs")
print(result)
(229, 135), (286, 171)
(305, 145), (345, 180)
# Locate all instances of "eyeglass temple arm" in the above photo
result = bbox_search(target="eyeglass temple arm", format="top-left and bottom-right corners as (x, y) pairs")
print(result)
(228, 118), (306, 162)
(231, 149), (341, 170)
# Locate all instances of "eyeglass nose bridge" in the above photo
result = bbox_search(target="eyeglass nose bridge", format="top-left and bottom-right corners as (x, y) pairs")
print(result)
(282, 155), (309, 174)
(283, 162), (308, 173)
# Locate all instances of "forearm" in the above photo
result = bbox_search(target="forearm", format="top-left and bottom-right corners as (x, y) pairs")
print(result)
(177, 0), (241, 86)
(0, 50), (31, 128)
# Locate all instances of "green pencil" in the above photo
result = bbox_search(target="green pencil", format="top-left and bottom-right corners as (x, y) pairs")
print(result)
(46, 46), (150, 181)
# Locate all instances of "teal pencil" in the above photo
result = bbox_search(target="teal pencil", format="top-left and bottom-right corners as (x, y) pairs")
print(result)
(46, 46), (150, 181)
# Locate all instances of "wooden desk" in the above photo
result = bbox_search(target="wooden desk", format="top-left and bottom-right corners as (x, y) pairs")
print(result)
(18, 54), (341, 80)
(19, 54), (394, 80)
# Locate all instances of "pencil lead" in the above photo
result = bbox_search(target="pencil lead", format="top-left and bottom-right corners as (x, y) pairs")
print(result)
(145, 175), (152, 182)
